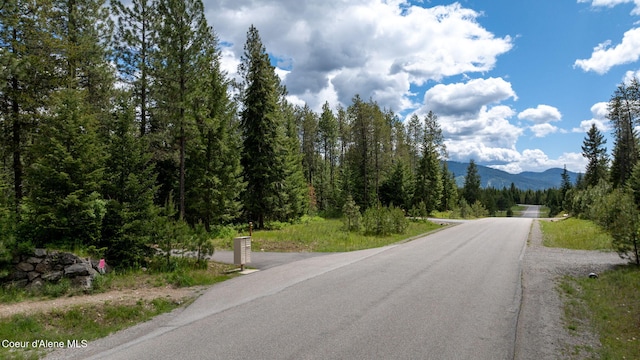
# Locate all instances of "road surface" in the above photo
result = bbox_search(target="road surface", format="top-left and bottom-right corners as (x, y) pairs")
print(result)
(520, 205), (541, 218)
(48, 217), (531, 360)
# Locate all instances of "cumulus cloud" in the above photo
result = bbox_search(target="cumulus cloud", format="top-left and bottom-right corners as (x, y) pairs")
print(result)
(424, 77), (517, 116)
(206, 0), (513, 112)
(517, 104), (562, 124)
(572, 102), (611, 132)
(490, 150), (587, 174)
(574, 27), (640, 74)
(530, 123), (561, 137)
(578, 0), (640, 15)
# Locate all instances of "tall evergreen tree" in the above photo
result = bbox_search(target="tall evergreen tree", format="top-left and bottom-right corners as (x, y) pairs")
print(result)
(111, 0), (157, 136)
(238, 25), (285, 228)
(100, 93), (157, 267)
(153, 0), (212, 219)
(440, 162), (458, 211)
(0, 0), (60, 212)
(414, 111), (444, 213)
(463, 159), (481, 205)
(609, 79), (640, 188)
(185, 35), (244, 229)
(21, 89), (105, 248)
(581, 123), (608, 187)
(318, 102), (339, 211)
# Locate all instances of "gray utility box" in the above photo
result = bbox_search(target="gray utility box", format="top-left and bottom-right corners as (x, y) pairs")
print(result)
(234, 236), (252, 267)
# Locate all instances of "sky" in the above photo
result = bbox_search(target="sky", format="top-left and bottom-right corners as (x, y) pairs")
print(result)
(204, 0), (640, 174)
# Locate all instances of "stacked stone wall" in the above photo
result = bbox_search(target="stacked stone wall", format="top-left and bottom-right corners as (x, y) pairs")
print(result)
(4, 249), (108, 290)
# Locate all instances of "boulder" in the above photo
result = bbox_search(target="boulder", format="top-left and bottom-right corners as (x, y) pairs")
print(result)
(16, 262), (34, 272)
(25, 257), (42, 264)
(33, 248), (47, 257)
(71, 276), (92, 290)
(26, 278), (44, 290)
(59, 252), (79, 265)
(64, 263), (91, 277)
(42, 271), (63, 282)
(35, 260), (51, 273)
(27, 271), (40, 282)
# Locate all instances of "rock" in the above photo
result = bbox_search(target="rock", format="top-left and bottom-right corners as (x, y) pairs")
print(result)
(71, 276), (92, 290)
(16, 262), (34, 272)
(59, 252), (79, 265)
(34, 248), (47, 257)
(26, 257), (42, 264)
(27, 271), (40, 281)
(26, 278), (44, 290)
(10, 270), (27, 280)
(35, 260), (51, 273)
(88, 267), (99, 280)
(11, 279), (28, 288)
(42, 271), (63, 282)
(64, 263), (90, 277)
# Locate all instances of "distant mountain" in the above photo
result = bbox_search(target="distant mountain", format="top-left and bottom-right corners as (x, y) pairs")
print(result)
(445, 161), (580, 190)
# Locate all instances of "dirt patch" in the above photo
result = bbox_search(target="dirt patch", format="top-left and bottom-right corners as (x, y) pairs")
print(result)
(515, 220), (627, 359)
(0, 285), (207, 319)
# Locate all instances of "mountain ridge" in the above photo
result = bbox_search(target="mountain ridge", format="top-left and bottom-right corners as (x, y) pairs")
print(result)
(445, 161), (580, 190)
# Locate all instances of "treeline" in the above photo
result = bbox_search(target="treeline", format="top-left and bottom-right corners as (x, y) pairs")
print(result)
(559, 79), (640, 265)
(0, 0), (550, 269)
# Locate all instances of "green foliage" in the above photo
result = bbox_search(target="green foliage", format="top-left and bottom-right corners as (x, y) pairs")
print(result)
(362, 205), (408, 236)
(20, 89), (106, 249)
(592, 189), (640, 265)
(342, 195), (361, 232)
(582, 123), (609, 188)
(184, 223), (215, 263)
(463, 159), (481, 205)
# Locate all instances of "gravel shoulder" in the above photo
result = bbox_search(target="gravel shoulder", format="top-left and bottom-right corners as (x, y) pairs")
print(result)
(515, 219), (627, 359)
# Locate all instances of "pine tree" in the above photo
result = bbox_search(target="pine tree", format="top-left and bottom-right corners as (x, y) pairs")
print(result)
(414, 112), (444, 214)
(238, 25), (286, 228)
(153, 0), (212, 219)
(609, 79), (640, 188)
(100, 93), (157, 267)
(111, 0), (157, 136)
(318, 101), (338, 211)
(463, 159), (481, 205)
(582, 123), (608, 187)
(440, 162), (458, 211)
(0, 0), (60, 212)
(21, 89), (105, 248)
(278, 100), (309, 220)
(185, 35), (244, 229)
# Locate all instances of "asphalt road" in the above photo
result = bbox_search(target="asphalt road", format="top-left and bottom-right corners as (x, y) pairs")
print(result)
(520, 205), (541, 218)
(48, 217), (532, 360)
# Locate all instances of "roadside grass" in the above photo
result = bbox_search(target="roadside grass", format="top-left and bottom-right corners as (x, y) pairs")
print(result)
(0, 297), (182, 360)
(213, 218), (442, 252)
(540, 218), (612, 250)
(559, 266), (640, 359)
(541, 217), (639, 358)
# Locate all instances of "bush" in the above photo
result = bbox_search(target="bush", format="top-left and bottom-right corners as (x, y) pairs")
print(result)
(362, 205), (408, 236)
(342, 195), (361, 232)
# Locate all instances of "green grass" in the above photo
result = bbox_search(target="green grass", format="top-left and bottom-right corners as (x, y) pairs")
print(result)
(560, 266), (640, 359)
(540, 218), (612, 250)
(213, 218), (442, 252)
(0, 298), (181, 360)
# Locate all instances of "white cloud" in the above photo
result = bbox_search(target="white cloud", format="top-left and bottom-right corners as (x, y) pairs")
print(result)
(424, 77), (517, 116)
(578, 0), (640, 15)
(574, 27), (640, 74)
(490, 150), (587, 174)
(517, 104), (562, 124)
(206, 1), (513, 112)
(572, 102), (611, 132)
(530, 123), (561, 137)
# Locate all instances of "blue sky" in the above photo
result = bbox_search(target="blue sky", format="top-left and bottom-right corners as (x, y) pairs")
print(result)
(205, 0), (640, 173)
